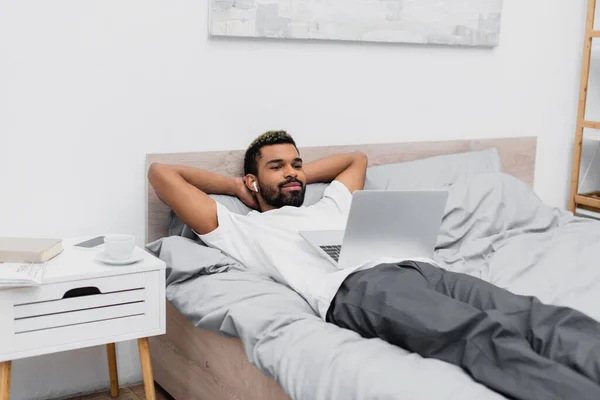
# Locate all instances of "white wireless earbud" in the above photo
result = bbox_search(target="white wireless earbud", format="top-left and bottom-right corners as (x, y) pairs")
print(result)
(253, 182), (258, 192)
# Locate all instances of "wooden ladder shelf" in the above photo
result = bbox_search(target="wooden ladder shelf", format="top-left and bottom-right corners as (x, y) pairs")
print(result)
(570, 0), (600, 213)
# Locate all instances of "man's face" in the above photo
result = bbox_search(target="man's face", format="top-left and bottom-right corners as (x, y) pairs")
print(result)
(256, 144), (306, 208)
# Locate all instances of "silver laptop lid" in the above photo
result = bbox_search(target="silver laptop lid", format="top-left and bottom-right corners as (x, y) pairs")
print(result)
(337, 190), (448, 268)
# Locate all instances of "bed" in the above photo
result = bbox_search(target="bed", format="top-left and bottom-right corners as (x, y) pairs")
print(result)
(144, 137), (600, 400)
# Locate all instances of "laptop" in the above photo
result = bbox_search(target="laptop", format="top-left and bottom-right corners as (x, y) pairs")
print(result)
(299, 190), (448, 268)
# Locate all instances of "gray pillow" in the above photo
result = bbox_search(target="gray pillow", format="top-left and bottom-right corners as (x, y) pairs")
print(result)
(365, 148), (501, 191)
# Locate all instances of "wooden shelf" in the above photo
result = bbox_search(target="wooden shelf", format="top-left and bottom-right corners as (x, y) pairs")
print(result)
(575, 192), (600, 210)
(576, 207), (600, 221)
(583, 121), (600, 129)
(591, 30), (600, 37)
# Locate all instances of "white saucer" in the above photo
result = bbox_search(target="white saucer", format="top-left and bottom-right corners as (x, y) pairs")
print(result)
(95, 250), (143, 266)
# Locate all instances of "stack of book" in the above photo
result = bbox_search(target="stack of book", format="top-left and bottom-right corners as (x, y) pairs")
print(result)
(0, 237), (63, 288)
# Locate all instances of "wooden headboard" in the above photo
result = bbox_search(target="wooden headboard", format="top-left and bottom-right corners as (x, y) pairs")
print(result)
(145, 137), (537, 243)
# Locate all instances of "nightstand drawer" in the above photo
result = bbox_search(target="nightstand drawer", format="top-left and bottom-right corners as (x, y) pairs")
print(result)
(14, 288), (145, 319)
(0, 270), (164, 361)
(15, 301), (146, 333)
(11, 272), (146, 306)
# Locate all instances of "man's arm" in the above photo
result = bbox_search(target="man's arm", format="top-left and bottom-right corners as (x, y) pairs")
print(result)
(147, 164), (257, 235)
(303, 152), (368, 193)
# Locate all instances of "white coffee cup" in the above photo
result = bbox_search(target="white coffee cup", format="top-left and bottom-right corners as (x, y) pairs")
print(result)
(104, 234), (135, 261)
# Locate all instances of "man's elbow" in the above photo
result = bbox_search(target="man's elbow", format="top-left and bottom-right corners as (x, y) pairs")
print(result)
(148, 163), (171, 188)
(147, 163), (160, 185)
(353, 151), (368, 166)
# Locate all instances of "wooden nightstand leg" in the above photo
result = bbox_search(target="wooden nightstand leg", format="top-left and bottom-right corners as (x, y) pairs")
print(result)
(106, 343), (119, 398)
(137, 338), (156, 400)
(0, 361), (10, 400)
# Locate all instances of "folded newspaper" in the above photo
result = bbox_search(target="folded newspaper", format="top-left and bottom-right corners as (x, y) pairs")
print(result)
(0, 262), (48, 288)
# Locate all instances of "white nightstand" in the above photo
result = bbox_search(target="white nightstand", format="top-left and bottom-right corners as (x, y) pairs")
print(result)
(0, 237), (166, 400)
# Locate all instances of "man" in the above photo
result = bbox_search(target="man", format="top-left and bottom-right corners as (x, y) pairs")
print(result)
(149, 131), (600, 400)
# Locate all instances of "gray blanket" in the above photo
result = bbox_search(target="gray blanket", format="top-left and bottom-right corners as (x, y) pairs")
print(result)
(149, 172), (600, 400)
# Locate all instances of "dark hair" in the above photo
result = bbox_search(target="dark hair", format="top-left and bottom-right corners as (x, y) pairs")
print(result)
(244, 130), (298, 176)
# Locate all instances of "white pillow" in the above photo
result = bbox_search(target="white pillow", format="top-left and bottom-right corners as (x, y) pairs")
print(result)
(365, 148), (502, 191)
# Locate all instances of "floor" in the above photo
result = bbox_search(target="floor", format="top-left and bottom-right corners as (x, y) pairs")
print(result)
(66, 384), (172, 400)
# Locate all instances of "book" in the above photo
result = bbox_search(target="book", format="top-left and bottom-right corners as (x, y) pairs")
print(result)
(0, 262), (49, 288)
(0, 238), (61, 289)
(0, 237), (63, 263)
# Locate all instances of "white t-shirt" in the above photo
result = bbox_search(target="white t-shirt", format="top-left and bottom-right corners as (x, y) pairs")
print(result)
(197, 180), (437, 318)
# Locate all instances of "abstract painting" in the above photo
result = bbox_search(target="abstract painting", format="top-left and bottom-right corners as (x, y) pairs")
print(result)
(209, 0), (503, 47)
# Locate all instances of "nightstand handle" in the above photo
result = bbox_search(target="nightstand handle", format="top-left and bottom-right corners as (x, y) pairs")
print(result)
(62, 286), (102, 299)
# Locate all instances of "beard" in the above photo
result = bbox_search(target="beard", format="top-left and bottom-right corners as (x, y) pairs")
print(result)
(259, 178), (306, 208)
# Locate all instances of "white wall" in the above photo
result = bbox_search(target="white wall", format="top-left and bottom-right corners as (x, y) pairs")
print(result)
(0, 1), (588, 399)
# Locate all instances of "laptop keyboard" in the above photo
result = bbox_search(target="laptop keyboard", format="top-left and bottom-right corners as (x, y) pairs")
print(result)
(320, 245), (341, 262)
